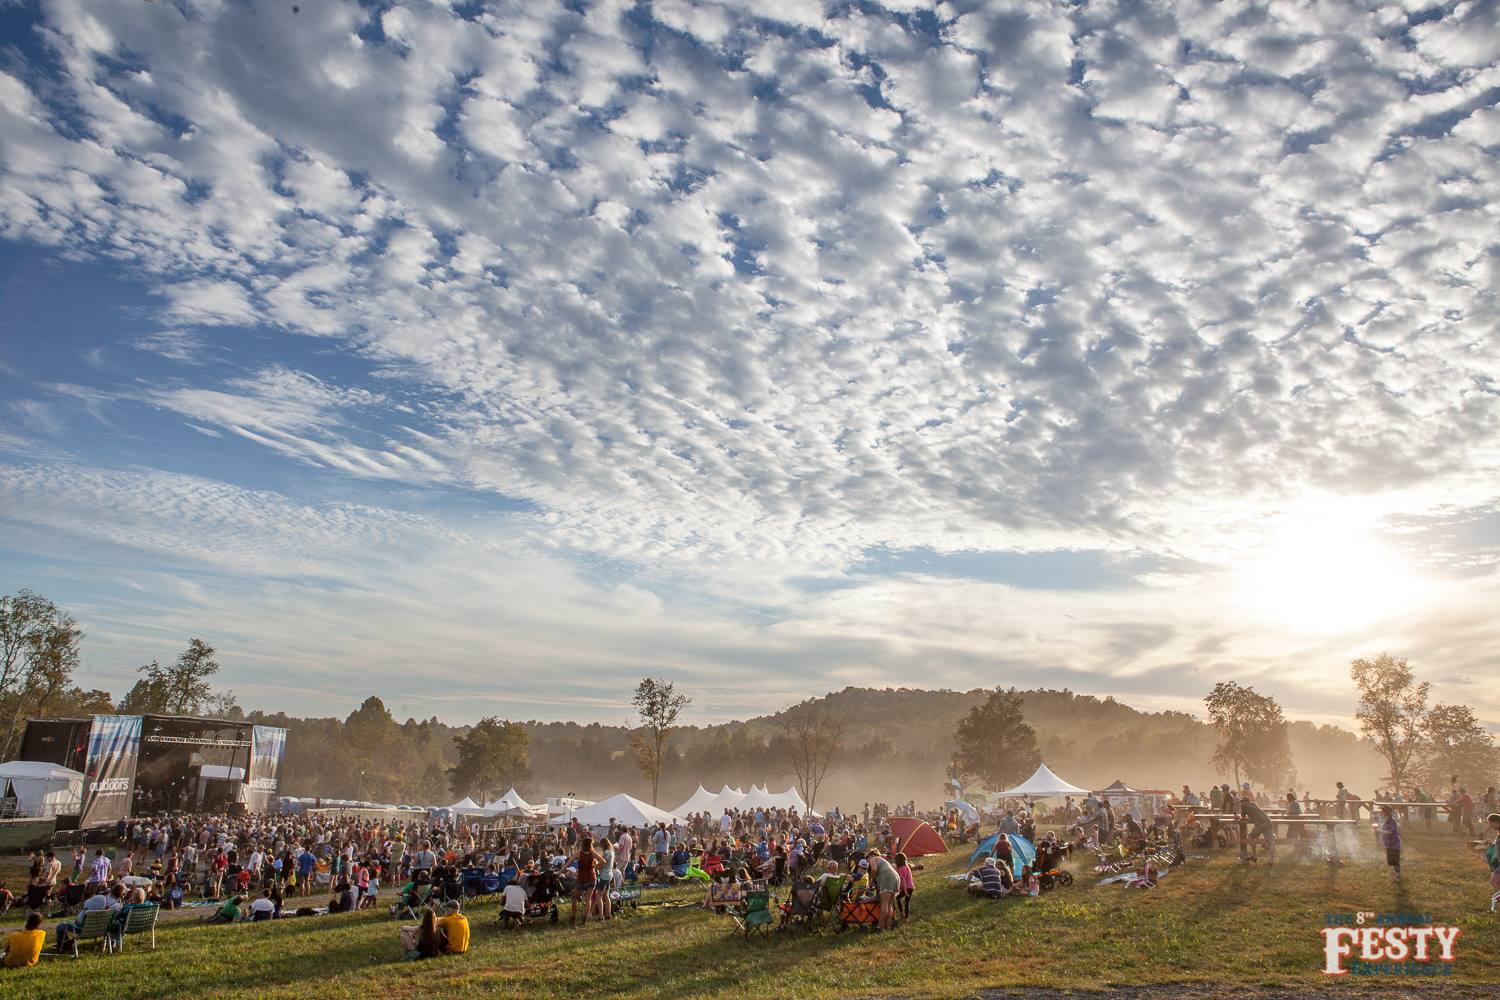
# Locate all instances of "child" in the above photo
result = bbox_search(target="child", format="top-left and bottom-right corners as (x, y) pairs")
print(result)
(1025, 865), (1041, 898)
(1379, 805), (1402, 884)
(893, 852), (914, 919)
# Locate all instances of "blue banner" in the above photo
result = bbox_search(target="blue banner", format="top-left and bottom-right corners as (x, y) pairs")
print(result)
(79, 714), (143, 827)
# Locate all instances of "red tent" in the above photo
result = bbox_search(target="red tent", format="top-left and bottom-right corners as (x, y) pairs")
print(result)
(887, 816), (948, 857)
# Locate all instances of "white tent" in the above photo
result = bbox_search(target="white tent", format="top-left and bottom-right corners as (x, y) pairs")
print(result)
(762, 786), (810, 813)
(447, 796), (480, 811)
(673, 784), (719, 815)
(482, 787), (541, 816)
(704, 784), (747, 813)
(994, 763), (1091, 799)
(0, 760), (84, 818)
(546, 792), (682, 829)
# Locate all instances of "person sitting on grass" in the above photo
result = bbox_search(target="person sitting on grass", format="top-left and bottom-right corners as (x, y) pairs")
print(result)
(2, 912), (46, 968)
(328, 878), (357, 914)
(249, 887), (277, 921)
(967, 857), (1012, 898)
(437, 900), (469, 954)
(208, 894), (245, 924)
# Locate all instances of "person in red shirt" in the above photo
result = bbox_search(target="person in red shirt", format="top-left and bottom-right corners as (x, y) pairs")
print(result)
(571, 837), (599, 926)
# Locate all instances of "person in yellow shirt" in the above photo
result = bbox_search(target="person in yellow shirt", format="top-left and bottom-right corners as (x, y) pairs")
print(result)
(2, 913), (46, 968)
(436, 901), (469, 954)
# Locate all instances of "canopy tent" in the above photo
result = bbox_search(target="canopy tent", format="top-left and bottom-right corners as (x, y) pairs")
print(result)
(944, 799), (980, 824)
(887, 816), (948, 857)
(674, 784), (719, 816)
(446, 796), (480, 811)
(995, 763), (1090, 799)
(758, 786), (810, 813)
(703, 785), (747, 813)
(481, 787), (543, 816)
(546, 792), (683, 829)
(1097, 779), (1139, 796)
(0, 760), (84, 818)
(968, 832), (1036, 879)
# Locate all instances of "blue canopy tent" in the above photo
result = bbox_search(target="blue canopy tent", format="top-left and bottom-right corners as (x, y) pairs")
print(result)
(968, 833), (1036, 879)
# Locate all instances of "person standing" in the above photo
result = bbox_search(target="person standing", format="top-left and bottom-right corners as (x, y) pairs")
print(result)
(1484, 813), (1500, 910)
(1379, 805), (1402, 884)
(1240, 797), (1276, 864)
(869, 849), (900, 931)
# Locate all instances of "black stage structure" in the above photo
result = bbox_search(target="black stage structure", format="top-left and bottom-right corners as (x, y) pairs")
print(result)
(19, 714), (288, 827)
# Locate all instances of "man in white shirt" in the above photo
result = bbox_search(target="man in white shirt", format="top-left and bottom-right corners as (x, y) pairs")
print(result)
(249, 890), (277, 921)
(500, 881), (528, 928)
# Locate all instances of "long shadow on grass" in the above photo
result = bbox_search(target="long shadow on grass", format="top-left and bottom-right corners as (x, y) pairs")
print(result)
(9, 908), (413, 1000)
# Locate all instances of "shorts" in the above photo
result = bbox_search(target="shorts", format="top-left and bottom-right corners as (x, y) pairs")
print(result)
(1386, 849), (1401, 868)
(594, 877), (610, 891)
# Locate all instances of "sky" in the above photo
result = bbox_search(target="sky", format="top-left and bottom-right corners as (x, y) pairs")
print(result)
(0, 0), (1497, 729)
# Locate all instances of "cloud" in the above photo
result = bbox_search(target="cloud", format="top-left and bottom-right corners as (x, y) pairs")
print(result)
(0, 1), (1497, 722)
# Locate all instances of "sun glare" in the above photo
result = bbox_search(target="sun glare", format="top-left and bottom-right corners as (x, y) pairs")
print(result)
(1237, 501), (1424, 635)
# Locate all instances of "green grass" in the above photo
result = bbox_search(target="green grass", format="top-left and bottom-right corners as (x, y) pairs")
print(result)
(2, 830), (1495, 998)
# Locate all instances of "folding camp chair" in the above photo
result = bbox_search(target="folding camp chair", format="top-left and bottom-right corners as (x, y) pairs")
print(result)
(111, 903), (159, 953)
(393, 882), (432, 920)
(813, 874), (846, 929)
(778, 881), (818, 934)
(69, 908), (116, 957)
(729, 890), (775, 941)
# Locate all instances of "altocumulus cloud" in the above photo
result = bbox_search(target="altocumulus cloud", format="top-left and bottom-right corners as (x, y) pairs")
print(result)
(0, 0), (1497, 723)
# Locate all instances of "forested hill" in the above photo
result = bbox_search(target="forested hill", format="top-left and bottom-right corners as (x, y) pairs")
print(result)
(235, 686), (1383, 811)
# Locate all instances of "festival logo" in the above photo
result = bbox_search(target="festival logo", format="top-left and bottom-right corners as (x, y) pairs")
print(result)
(1321, 911), (1460, 976)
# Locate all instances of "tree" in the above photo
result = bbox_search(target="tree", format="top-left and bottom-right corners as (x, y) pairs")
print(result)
(448, 717), (532, 804)
(119, 639), (222, 716)
(1420, 703), (1498, 791)
(1351, 653), (1430, 791)
(950, 687), (1040, 791)
(1203, 681), (1294, 787)
(775, 699), (847, 813)
(629, 678), (691, 805)
(0, 591), (86, 758)
(118, 661), (170, 714)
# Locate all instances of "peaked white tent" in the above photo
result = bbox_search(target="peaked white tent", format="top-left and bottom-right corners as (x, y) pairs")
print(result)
(0, 760), (84, 818)
(674, 784), (719, 815)
(483, 787), (542, 816)
(704, 784), (747, 813)
(546, 792), (682, 829)
(994, 763), (1090, 799)
(447, 796), (480, 811)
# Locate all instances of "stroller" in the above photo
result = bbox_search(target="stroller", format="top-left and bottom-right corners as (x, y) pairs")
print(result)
(519, 869), (561, 926)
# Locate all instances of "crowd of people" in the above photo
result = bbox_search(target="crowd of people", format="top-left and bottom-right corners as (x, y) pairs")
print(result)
(5, 778), (1500, 970)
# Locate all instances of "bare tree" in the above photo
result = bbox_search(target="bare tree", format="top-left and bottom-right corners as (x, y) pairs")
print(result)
(1351, 653), (1429, 791)
(776, 699), (846, 813)
(630, 678), (691, 806)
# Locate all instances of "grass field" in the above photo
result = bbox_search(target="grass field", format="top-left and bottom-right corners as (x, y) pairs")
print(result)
(1, 830), (1495, 998)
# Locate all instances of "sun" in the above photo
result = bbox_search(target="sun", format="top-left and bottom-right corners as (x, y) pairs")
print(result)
(1237, 500), (1424, 636)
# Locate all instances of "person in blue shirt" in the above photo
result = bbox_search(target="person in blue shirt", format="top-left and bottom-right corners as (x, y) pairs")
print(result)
(966, 858), (1012, 898)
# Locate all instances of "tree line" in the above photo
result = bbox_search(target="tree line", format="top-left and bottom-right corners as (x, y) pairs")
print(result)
(4, 588), (1495, 808)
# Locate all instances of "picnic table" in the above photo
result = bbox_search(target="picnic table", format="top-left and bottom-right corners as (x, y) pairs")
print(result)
(1235, 816), (1360, 860)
